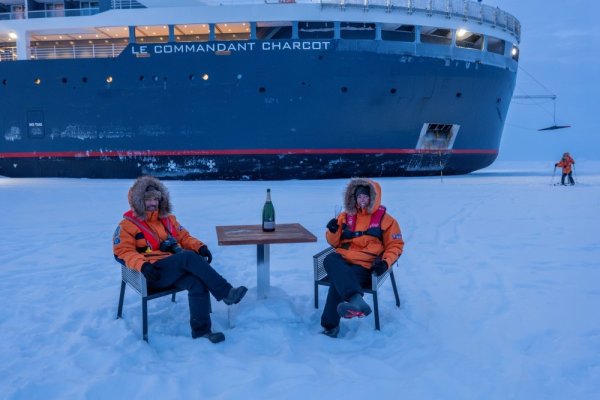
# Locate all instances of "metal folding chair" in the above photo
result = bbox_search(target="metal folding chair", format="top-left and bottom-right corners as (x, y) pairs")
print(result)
(116, 264), (184, 342)
(313, 247), (400, 330)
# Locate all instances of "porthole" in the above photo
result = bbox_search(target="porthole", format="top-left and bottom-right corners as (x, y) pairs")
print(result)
(202, 73), (209, 81)
(139, 75), (145, 81)
(82, 77), (88, 83)
(259, 87), (266, 93)
(61, 77), (68, 84)
(106, 76), (113, 83)
(456, 92), (462, 98)
(390, 88), (397, 94)
(34, 78), (41, 85)
(341, 86), (348, 93)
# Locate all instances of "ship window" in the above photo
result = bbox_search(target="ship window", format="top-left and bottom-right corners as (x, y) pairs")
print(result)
(135, 25), (169, 44)
(420, 26), (451, 45)
(29, 26), (129, 60)
(256, 21), (292, 40)
(456, 31), (483, 50)
(215, 23), (251, 41)
(175, 24), (210, 42)
(298, 21), (334, 39)
(340, 22), (375, 40)
(416, 123), (460, 150)
(0, 43), (17, 61)
(487, 36), (505, 55)
(381, 24), (415, 42)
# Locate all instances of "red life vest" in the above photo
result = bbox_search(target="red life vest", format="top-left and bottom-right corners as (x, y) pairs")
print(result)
(342, 206), (387, 240)
(123, 210), (177, 251)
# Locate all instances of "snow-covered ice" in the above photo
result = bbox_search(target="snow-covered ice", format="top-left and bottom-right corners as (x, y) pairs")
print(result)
(1, 161), (598, 399)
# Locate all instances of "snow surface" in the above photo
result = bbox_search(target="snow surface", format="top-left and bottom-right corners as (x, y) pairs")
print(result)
(1, 161), (599, 399)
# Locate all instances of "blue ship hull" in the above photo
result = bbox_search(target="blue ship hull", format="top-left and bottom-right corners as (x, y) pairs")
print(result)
(0, 39), (516, 179)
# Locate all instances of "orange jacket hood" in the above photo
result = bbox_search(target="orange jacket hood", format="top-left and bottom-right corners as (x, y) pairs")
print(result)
(343, 178), (381, 214)
(127, 175), (172, 220)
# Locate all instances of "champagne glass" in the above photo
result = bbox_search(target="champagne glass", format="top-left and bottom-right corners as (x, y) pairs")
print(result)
(334, 205), (342, 218)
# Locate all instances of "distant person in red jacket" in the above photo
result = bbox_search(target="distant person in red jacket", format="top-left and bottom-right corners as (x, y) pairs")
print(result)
(555, 152), (575, 185)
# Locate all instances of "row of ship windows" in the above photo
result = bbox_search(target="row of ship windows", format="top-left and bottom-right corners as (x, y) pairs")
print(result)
(2, 75), (465, 98)
(2, 21), (516, 58)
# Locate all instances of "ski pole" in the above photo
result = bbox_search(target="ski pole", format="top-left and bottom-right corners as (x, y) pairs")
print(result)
(572, 164), (577, 185)
(550, 166), (556, 185)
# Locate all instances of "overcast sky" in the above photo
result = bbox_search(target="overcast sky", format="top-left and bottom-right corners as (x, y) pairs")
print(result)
(480, 1), (599, 161)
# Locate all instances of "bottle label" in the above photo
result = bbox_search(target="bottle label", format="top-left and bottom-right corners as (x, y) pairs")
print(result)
(263, 221), (275, 230)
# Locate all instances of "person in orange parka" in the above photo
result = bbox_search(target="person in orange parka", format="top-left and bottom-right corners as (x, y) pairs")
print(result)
(321, 178), (404, 338)
(113, 175), (247, 343)
(555, 152), (575, 185)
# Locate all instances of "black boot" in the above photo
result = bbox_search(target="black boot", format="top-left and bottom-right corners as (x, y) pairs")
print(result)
(193, 330), (225, 343)
(337, 293), (372, 319)
(321, 326), (340, 338)
(223, 286), (248, 305)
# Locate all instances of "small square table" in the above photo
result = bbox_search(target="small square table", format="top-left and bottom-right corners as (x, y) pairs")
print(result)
(215, 223), (317, 299)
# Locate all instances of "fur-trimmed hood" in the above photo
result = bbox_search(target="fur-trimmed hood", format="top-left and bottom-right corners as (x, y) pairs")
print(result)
(128, 175), (172, 220)
(343, 178), (381, 214)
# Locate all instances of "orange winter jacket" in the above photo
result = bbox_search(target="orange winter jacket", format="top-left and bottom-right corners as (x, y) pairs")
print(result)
(556, 155), (575, 174)
(113, 211), (204, 271)
(326, 179), (404, 269)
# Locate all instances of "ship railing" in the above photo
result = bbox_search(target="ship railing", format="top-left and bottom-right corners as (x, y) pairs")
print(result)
(0, 47), (17, 61)
(319, 0), (520, 41)
(111, 0), (147, 9)
(0, 8), (100, 20)
(30, 44), (128, 60)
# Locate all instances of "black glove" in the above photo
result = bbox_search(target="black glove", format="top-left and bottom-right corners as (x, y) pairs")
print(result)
(198, 245), (213, 264)
(326, 218), (339, 234)
(371, 258), (388, 276)
(555, 163), (558, 167)
(141, 262), (160, 282)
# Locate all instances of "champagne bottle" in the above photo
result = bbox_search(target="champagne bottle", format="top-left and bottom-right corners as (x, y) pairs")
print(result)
(262, 188), (275, 232)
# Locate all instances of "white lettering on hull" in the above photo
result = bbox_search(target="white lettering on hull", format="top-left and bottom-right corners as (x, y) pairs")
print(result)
(131, 41), (330, 56)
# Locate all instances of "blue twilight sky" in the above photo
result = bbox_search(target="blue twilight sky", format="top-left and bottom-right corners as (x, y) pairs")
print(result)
(482, 0), (600, 161)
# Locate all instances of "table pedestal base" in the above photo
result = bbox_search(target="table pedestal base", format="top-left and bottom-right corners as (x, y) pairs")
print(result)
(257, 244), (270, 299)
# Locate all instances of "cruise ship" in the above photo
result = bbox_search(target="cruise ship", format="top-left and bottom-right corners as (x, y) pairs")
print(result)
(0, 0), (520, 179)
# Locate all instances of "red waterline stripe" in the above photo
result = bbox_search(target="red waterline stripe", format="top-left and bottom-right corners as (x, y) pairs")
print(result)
(0, 148), (498, 158)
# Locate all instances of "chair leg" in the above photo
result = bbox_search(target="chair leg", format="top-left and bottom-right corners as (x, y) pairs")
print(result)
(117, 281), (126, 319)
(372, 292), (380, 330)
(314, 282), (319, 309)
(390, 269), (400, 308)
(142, 297), (149, 342)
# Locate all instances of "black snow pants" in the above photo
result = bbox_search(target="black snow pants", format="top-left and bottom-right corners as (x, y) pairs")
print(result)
(561, 172), (575, 185)
(151, 250), (232, 337)
(320, 251), (372, 330)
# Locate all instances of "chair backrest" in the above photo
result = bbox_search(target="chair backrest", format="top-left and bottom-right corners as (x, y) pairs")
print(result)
(313, 246), (396, 291)
(313, 247), (336, 282)
(121, 264), (149, 297)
